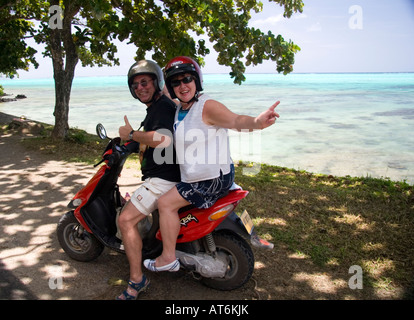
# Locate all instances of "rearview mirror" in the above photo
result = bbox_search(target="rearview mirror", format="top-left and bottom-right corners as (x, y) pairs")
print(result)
(96, 123), (107, 140)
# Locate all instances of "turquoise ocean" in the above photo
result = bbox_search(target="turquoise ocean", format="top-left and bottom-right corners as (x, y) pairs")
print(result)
(1, 73), (413, 184)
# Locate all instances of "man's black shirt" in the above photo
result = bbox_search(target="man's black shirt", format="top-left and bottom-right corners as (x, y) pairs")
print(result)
(140, 95), (180, 182)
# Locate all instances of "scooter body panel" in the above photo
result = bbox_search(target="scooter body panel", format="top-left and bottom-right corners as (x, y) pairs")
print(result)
(156, 189), (249, 243)
(72, 165), (108, 233)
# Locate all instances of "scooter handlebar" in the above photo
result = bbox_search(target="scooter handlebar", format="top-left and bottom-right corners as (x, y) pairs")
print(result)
(94, 138), (140, 167)
(106, 140), (140, 167)
(107, 149), (122, 167)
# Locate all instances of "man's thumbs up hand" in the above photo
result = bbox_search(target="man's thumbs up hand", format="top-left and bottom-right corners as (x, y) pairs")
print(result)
(119, 115), (133, 140)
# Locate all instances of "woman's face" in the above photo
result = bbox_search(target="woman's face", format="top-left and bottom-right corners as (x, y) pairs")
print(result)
(171, 73), (196, 103)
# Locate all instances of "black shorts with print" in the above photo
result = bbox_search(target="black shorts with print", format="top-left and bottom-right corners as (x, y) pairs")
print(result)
(176, 164), (235, 209)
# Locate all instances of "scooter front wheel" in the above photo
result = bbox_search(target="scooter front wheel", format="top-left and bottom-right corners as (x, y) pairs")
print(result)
(57, 211), (104, 262)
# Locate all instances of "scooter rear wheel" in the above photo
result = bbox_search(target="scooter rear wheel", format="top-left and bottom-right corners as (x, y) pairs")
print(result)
(202, 232), (254, 291)
(57, 211), (104, 262)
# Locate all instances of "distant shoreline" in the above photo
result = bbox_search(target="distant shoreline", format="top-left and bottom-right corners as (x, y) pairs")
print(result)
(2, 71), (414, 82)
(1, 110), (412, 187)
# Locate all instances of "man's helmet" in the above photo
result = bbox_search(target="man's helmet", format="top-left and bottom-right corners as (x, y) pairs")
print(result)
(164, 56), (203, 99)
(127, 60), (165, 99)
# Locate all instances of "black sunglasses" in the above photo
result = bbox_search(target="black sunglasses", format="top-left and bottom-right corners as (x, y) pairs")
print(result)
(131, 78), (153, 90)
(170, 76), (194, 88)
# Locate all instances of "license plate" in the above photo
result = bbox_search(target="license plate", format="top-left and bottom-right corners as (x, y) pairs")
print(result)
(240, 210), (254, 234)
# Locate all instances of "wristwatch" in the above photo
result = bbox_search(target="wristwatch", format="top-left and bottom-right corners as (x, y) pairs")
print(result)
(128, 130), (135, 140)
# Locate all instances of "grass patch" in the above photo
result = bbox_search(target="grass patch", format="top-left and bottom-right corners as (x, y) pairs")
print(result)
(234, 163), (414, 294)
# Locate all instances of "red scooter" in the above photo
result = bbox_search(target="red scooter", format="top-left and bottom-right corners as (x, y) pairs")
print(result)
(57, 124), (273, 290)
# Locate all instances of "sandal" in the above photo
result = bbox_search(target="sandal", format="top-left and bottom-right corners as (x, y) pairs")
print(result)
(116, 275), (150, 300)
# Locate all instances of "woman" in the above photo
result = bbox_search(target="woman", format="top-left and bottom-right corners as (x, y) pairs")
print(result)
(143, 56), (280, 271)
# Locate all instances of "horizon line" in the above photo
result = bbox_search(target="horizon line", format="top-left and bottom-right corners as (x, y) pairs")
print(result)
(2, 71), (414, 81)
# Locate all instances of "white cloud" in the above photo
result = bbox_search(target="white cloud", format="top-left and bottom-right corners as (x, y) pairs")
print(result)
(252, 12), (307, 27)
(252, 13), (284, 26)
(293, 13), (308, 20)
(306, 22), (322, 32)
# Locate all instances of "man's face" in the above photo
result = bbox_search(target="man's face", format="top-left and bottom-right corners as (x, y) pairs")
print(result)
(132, 74), (156, 104)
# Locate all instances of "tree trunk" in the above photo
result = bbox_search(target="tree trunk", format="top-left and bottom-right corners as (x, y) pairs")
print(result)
(52, 69), (73, 139)
(49, 0), (79, 140)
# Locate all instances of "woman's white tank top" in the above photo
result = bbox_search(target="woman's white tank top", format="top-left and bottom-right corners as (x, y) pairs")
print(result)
(174, 94), (233, 183)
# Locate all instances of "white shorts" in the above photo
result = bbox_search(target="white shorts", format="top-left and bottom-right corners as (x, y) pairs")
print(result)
(130, 177), (177, 216)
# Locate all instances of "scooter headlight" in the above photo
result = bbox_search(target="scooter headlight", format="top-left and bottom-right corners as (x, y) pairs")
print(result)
(208, 204), (234, 221)
(73, 198), (83, 207)
(68, 198), (83, 209)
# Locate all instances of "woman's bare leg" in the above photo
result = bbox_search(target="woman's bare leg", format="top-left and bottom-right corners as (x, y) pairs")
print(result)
(155, 186), (189, 266)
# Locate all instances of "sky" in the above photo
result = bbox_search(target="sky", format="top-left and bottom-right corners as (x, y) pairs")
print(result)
(14, 0), (414, 79)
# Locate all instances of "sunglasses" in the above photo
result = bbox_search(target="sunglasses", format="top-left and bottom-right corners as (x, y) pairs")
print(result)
(131, 78), (153, 90)
(170, 76), (194, 88)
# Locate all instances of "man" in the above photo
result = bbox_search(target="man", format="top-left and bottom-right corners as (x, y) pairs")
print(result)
(116, 60), (180, 300)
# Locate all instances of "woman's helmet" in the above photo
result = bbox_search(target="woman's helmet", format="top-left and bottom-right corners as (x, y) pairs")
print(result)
(127, 60), (165, 100)
(164, 56), (203, 99)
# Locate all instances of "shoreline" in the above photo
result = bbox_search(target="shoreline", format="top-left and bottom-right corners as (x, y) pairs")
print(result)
(1, 110), (412, 186)
(2, 71), (414, 81)
(0, 111), (18, 123)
